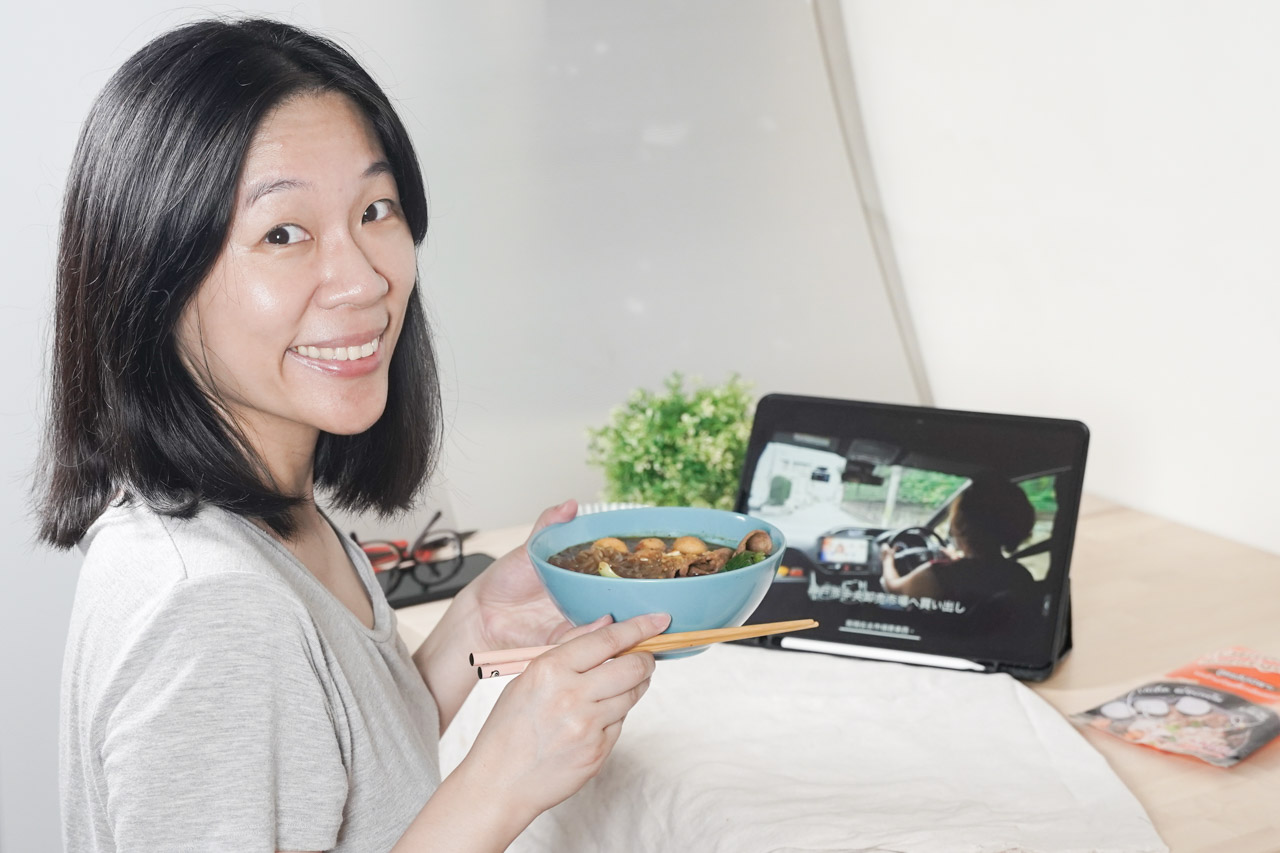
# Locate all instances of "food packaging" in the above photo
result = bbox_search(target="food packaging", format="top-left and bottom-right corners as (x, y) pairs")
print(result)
(1072, 647), (1280, 767)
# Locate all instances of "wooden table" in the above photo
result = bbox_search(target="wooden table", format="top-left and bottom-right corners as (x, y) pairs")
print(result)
(396, 495), (1280, 853)
(1033, 495), (1280, 853)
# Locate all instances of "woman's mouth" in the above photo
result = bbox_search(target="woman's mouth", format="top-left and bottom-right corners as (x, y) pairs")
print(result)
(289, 334), (381, 362)
(286, 332), (385, 377)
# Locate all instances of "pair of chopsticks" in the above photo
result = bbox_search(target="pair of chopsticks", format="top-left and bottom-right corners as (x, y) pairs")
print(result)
(471, 618), (819, 679)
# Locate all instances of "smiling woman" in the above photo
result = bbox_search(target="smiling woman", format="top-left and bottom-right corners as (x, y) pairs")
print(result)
(179, 92), (418, 465)
(41, 17), (666, 853)
(39, 20), (438, 546)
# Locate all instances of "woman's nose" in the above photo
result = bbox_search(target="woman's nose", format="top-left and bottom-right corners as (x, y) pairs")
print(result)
(314, 232), (390, 309)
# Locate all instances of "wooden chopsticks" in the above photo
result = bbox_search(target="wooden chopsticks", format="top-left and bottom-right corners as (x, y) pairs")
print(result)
(471, 619), (819, 679)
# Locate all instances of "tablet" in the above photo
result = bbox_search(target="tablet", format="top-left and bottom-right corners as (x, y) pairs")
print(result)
(735, 394), (1088, 681)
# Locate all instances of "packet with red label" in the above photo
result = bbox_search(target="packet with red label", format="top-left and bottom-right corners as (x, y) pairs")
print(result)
(1072, 647), (1280, 767)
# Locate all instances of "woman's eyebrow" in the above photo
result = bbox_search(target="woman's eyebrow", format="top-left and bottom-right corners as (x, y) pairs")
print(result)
(244, 177), (310, 208)
(242, 161), (394, 208)
(364, 159), (393, 180)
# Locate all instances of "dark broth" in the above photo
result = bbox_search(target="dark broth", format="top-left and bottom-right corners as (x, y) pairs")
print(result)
(549, 535), (738, 579)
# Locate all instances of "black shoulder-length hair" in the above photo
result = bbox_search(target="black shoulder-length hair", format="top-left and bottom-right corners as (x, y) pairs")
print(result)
(37, 17), (440, 548)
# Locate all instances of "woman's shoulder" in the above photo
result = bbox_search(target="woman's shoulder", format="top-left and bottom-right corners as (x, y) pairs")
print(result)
(73, 500), (310, 641)
(65, 503), (322, 723)
(933, 555), (1034, 589)
(81, 499), (298, 585)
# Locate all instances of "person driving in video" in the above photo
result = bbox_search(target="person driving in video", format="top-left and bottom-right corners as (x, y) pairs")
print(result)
(879, 475), (1037, 622)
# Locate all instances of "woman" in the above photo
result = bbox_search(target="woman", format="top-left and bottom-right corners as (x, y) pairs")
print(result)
(41, 18), (666, 853)
(879, 474), (1037, 618)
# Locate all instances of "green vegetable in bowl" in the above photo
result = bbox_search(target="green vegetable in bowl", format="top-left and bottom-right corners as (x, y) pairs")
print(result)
(722, 551), (766, 572)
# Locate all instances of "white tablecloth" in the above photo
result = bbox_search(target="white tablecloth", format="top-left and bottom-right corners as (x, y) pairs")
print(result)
(440, 644), (1167, 853)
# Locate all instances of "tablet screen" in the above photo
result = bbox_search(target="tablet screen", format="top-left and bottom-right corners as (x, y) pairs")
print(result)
(736, 395), (1088, 676)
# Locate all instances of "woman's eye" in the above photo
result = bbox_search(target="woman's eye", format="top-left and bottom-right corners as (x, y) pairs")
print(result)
(362, 199), (394, 225)
(264, 224), (309, 245)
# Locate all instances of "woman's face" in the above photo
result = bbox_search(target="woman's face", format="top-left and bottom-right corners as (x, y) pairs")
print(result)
(180, 91), (416, 460)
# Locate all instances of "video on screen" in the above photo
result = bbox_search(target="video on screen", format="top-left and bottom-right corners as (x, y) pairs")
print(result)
(746, 430), (1075, 659)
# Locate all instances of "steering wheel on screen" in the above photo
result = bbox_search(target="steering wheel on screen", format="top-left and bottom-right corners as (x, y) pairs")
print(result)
(874, 526), (950, 574)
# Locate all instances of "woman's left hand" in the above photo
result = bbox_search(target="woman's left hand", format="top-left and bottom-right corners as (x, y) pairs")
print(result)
(465, 499), (590, 651)
(417, 499), (611, 733)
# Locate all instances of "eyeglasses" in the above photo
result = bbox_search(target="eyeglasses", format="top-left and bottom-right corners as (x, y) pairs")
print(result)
(356, 510), (458, 570)
(352, 511), (468, 599)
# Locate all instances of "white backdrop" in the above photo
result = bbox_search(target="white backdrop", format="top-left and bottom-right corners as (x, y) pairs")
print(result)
(842, 0), (1280, 556)
(1, 2), (917, 849)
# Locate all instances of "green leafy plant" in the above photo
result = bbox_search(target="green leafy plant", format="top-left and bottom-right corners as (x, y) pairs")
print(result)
(587, 373), (754, 510)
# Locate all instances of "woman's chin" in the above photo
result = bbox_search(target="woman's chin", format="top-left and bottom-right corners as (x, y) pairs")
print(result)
(316, 408), (386, 437)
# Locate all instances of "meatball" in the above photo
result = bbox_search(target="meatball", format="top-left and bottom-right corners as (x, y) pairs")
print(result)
(672, 536), (709, 556)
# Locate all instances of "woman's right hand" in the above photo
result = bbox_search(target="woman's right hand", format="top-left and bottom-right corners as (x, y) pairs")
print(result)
(461, 612), (670, 820)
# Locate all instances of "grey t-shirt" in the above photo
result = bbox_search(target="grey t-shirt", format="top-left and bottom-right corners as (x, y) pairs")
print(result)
(61, 500), (442, 852)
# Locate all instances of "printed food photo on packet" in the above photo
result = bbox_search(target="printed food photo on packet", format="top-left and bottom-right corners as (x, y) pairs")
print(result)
(1072, 647), (1280, 768)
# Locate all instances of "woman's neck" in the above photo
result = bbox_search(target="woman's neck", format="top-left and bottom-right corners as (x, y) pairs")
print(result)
(233, 410), (320, 499)
(953, 535), (1000, 561)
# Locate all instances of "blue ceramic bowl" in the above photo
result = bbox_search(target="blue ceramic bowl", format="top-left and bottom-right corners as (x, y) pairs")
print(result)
(527, 507), (786, 658)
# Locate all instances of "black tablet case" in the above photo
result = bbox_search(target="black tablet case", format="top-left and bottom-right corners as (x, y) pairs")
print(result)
(734, 395), (1086, 682)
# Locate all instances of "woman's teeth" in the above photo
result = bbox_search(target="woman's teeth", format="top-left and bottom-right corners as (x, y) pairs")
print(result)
(291, 336), (380, 361)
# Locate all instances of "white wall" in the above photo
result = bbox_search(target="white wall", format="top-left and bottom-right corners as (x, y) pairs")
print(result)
(842, 0), (1280, 555)
(1, 2), (917, 849)
(403, 1), (920, 529)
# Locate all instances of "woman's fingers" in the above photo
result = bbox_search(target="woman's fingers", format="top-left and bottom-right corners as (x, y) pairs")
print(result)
(551, 613), (671, 674)
(580, 652), (656, 702)
(526, 499), (578, 542)
(593, 675), (652, 725)
(554, 613), (613, 644)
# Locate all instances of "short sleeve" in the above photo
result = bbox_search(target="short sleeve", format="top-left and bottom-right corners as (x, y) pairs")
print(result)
(99, 574), (349, 852)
